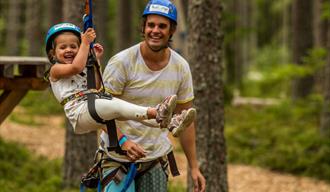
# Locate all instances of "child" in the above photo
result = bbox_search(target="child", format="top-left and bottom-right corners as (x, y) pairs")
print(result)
(45, 22), (196, 139)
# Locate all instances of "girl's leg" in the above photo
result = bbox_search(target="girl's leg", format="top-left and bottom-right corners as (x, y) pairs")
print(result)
(94, 95), (177, 128)
(168, 108), (196, 137)
(95, 97), (149, 121)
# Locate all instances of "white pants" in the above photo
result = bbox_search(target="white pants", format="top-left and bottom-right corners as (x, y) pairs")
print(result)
(75, 97), (158, 134)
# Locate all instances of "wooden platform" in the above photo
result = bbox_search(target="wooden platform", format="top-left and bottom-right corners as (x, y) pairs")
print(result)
(0, 56), (50, 125)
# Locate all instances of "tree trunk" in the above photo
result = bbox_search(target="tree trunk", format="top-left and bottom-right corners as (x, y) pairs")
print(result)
(180, 0), (188, 19)
(62, 0), (98, 189)
(95, 0), (109, 66)
(49, 0), (63, 24)
(116, 0), (133, 51)
(313, 0), (328, 93)
(5, 0), (21, 56)
(25, 0), (42, 56)
(62, 119), (97, 188)
(291, 0), (314, 100)
(172, 0), (188, 57)
(320, 18), (330, 137)
(187, 0), (228, 191)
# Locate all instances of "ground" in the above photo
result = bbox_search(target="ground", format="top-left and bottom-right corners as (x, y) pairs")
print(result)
(1, 114), (330, 192)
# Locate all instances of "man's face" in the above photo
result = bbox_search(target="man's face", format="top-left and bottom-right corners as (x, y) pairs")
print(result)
(144, 14), (173, 52)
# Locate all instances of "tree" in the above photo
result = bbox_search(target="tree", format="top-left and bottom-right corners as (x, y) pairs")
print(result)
(187, 0), (228, 191)
(5, 0), (21, 56)
(320, 16), (330, 137)
(291, 0), (314, 99)
(49, 0), (63, 24)
(62, 0), (98, 188)
(94, 0), (109, 65)
(116, 0), (133, 51)
(313, 0), (328, 93)
(224, 0), (255, 90)
(25, 0), (42, 56)
(172, 0), (188, 57)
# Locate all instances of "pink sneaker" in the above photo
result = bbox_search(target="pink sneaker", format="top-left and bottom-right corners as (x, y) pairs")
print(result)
(156, 95), (177, 128)
(169, 108), (196, 137)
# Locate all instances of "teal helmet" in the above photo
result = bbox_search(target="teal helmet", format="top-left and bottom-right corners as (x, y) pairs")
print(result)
(142, 0), (177, 23)
(45, 23), (81, 55)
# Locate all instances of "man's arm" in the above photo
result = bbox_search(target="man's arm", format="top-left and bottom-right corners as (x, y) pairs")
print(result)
(175, 102), (206, 192)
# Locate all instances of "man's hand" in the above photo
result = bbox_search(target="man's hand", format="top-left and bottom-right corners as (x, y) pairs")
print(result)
(121, 140), (146, 162)
(191, 167), (206, 192)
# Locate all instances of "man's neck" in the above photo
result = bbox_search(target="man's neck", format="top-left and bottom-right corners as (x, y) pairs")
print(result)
(140, 42), (170, 71)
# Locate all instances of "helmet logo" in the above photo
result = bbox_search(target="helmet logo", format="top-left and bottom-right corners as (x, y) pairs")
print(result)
(54, 23), (77, 31)
(149, 4), (169, 14)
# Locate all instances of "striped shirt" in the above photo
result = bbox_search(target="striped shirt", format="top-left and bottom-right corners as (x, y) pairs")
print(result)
(102, 43), (194, 162)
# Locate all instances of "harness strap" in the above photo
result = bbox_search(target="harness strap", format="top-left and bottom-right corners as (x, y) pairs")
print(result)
(60, 89), (99, 105)
(167, 151), (180, 176)
(85, 54), (126, 155)
(100, 150), (180, 188)
(101, 167), (120, 189)
(121, 163), (137, 192)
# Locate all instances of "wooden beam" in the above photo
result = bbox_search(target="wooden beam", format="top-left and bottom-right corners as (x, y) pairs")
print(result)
(0, 90), (28, 125)
(0, 56), (50, 78)
(0, 77), (49, 90)
(0, 56), (49, 65)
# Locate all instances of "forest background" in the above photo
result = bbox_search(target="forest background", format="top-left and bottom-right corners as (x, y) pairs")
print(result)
(0, 0), (330, 192)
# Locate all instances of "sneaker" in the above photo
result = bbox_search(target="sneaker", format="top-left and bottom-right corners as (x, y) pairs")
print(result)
(169, 108), (196, 137)
(156, 95), (177, 128)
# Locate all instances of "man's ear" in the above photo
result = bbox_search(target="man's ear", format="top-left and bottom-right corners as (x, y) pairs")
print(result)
(170, 25), (177, 35)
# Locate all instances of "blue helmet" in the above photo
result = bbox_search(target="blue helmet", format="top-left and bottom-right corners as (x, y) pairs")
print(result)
(45, 23), (81, 54)
(142, 0), (177, 23)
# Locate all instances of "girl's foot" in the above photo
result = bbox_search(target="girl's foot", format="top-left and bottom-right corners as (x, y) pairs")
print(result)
(168, 108), (196, 137)
(156, 95), (177, 128)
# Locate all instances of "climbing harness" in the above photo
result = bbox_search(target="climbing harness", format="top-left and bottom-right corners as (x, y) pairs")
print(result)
(81, 149), (180, 192)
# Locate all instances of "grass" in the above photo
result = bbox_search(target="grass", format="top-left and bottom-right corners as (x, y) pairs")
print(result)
(225, 96), (330, 181)
(0, 138), (62, 192)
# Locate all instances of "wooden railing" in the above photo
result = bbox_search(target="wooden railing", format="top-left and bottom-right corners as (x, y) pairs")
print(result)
(0, 56), (50, 125)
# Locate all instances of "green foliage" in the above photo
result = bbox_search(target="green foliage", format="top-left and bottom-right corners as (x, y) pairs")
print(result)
(168, 182), (186, 192)
(0, 136), (186, 191)
(18, 90), (62, 115)
(9, 90), (63, 125)
(226, 96), (330, 181)
(242, 46), (327, 98)
(0, 138), (62, 192)
(321, 1), (330, 20)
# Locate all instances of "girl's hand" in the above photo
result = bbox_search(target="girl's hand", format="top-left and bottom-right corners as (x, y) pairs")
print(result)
(93, 43), (104, 59)
(81, 28), (96, 45)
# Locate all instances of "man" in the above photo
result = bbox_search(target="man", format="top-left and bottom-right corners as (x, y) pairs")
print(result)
(101, 0), (206, 191)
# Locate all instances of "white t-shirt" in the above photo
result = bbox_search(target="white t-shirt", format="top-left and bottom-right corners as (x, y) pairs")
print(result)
(102, 43), (194, 162)
(50, 68), (88, 129)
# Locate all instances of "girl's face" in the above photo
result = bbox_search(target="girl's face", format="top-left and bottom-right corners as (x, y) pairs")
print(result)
(53, 32), (80, 64)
